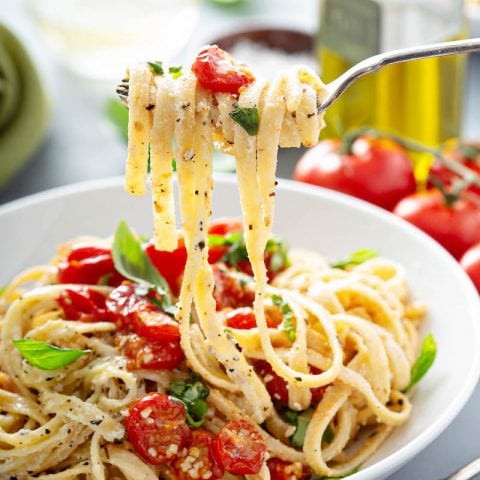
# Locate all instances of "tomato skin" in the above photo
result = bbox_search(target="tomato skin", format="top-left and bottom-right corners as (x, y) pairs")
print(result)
(394, 189), (480, 260)
(212, 419), (266, 475)
(268, 458), (310, 480)
(57, 244), (123, 286)
(145, 237), (187, 296)
(123, 334), (184, 371)
(173, 429), (224, 480)
(125, 393), (190, 465)
(134, 308), (180, 342)
(225, 307), (279, 330)
(213, 265), (255, 310)
(57, 288), (107, 323)
(192, 45), (254, 94)
(293, 137), (416, 211)
(460, 243), (480, 293)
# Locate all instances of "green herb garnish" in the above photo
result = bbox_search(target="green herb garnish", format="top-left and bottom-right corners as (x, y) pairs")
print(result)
(405, 333), (437, 392)
(330, 249), (378, 270)
(265, 237), (290, 273)
(112, 221), (174, 312)
(13, 339), (91, 371)
(106, 98), (129, 142)
(168, 65), (183, 79)
(148, 61), (164, 75)
(229, 107), (260, 136)
(323, 424), (335, 444)
(169, 373), (210, 427)
(272, 294), (296, 342)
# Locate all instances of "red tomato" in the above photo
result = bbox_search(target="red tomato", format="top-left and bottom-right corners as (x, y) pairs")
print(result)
(57, 288), (107, 323)
(173, 429), (224, 480)
(145, 236), (187, 296)
(123, 334), (184, 371)
(57, 244), (123, 286)
(208, 218), (243, 264)
(212, 419), (266, 475)
(134, 308), (180, 342)
(213, 265), (255, 310)
(293, 137), (416, 210)
(125, 393), (190, 465)
(192, 45), (254, 94)
(106, 283), (147, 332)
(394, 189), (480, 259)
(225, 307), (279, 330)
(429, 141), (480, 196)
(268, 458), (310, 480)
(310, 366), (326, 405)
(460, 243), (480, 293)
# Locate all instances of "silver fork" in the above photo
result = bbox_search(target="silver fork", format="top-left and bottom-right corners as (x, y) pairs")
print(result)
(116, 38), (480, 110)
(442, 457), (480, 480)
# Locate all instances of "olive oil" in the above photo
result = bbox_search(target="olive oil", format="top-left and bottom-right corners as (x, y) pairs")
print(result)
(317, 0), (467, 146)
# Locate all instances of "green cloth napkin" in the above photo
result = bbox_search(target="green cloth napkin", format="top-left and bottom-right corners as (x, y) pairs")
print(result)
(0, 23), (50, 188)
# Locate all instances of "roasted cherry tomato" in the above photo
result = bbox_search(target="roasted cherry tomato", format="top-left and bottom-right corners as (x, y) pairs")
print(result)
(173, 429), (224, 480)
(145, 236), (187, 296)
(123, 334), (184, 371)
(293, 136), (416, 211)
(213, 265), (255, 310)
(430, 140), (480, 196)
(134, 308), (180, 342)
(125, 393), (190, 465)
(394, 189), (480, 259)
(57, 288), (107, 323)
(192, 45), (254, 94)
(267, 458), (310, 480)
(57, 244), (123, 286)
(225, 307), (279, 330)
(212, 419), (266, 475)
(460, 243), (480, 293)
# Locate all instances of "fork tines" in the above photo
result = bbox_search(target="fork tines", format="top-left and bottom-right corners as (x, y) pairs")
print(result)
(116, 79), (129, 106)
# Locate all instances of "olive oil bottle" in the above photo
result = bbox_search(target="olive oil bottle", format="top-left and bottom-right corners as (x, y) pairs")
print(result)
(317, 0), (467, 146)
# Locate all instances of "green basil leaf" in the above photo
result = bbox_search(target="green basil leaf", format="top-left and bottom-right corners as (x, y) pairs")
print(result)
(106, 98), (129, 142)
(330, 249), (378, 270)
(208, 231), (243, 248)
(290, 409), (312, 447)
(168, 65), (183, 79)
(222, 239), (249, 267)
(229, 107), (260, 136)
(148, 61), (164, 75)
(172, 158), (177, 171)
(13, 339), (91, 371)
(272, 294), (296, 342)
(405, 333), (437, 392)
(266, 237), (290, 273)
(323, 424), (335, 444)
(281, 408), (299, 425)
(112, 221), (172, 307)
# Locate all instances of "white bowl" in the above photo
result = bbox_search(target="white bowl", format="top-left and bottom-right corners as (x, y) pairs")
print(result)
(1, 176), (480, 480)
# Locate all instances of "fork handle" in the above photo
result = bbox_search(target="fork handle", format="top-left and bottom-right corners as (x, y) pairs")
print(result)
(443, 457), (480, 480)
(319, 38), (480, 112)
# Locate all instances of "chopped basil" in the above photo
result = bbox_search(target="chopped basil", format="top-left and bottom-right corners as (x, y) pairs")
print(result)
(169, 373), (210, 427)
(112, 221), (173, 311)
(229, 107), (260, 136)
(330, 249), (378, 270)
(168, 65), (183, 79)
(106, 98), (128, 142)
(265, 237), (290, 273)
(281, 408), (313, 448)
(172, 158), (177, 171)
(208, 231), (243, 248)
(272, 294), (296, 342)
(323, 424), (335, 444)
(405, 333), (437, 392)
(13, 339), (91, 371)
(148, 61), (164, 75)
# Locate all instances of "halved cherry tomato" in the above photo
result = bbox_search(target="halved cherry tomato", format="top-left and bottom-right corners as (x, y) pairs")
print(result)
(294, 136), (416, 211)
(267, 458), (310, 480)
(123, 334), (184, 371)
(212, 419), (266, 475)
(460, 243), (480, 293)
(134, 308), (180, 342)
(57, 244), (123, 286)
(226, 307), (280, 330)
(394, 189), (480, 259)
(57, 288), (107, 323)
(145, 236), (187, 296)
(192, 45), (254, 94)
(106, 283), (146, 332)
(173, 429), (224, 480)
(213, 265), (255, 310)
(125, 393), (190, 465)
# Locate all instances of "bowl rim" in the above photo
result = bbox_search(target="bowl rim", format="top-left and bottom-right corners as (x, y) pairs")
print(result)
(1, 174), (480, 480)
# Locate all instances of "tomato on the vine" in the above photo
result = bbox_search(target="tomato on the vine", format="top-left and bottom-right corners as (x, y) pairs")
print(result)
(394, 189), (480, 260)
(460, 243), (480, 293)
(192, 45), (254, 94)
(293, 136), (416, 210)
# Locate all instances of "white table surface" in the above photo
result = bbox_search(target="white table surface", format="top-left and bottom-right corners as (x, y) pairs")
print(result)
(1, 1), (480, 479)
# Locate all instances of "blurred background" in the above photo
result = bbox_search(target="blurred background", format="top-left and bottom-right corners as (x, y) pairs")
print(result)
(0, 0), (479, 205)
